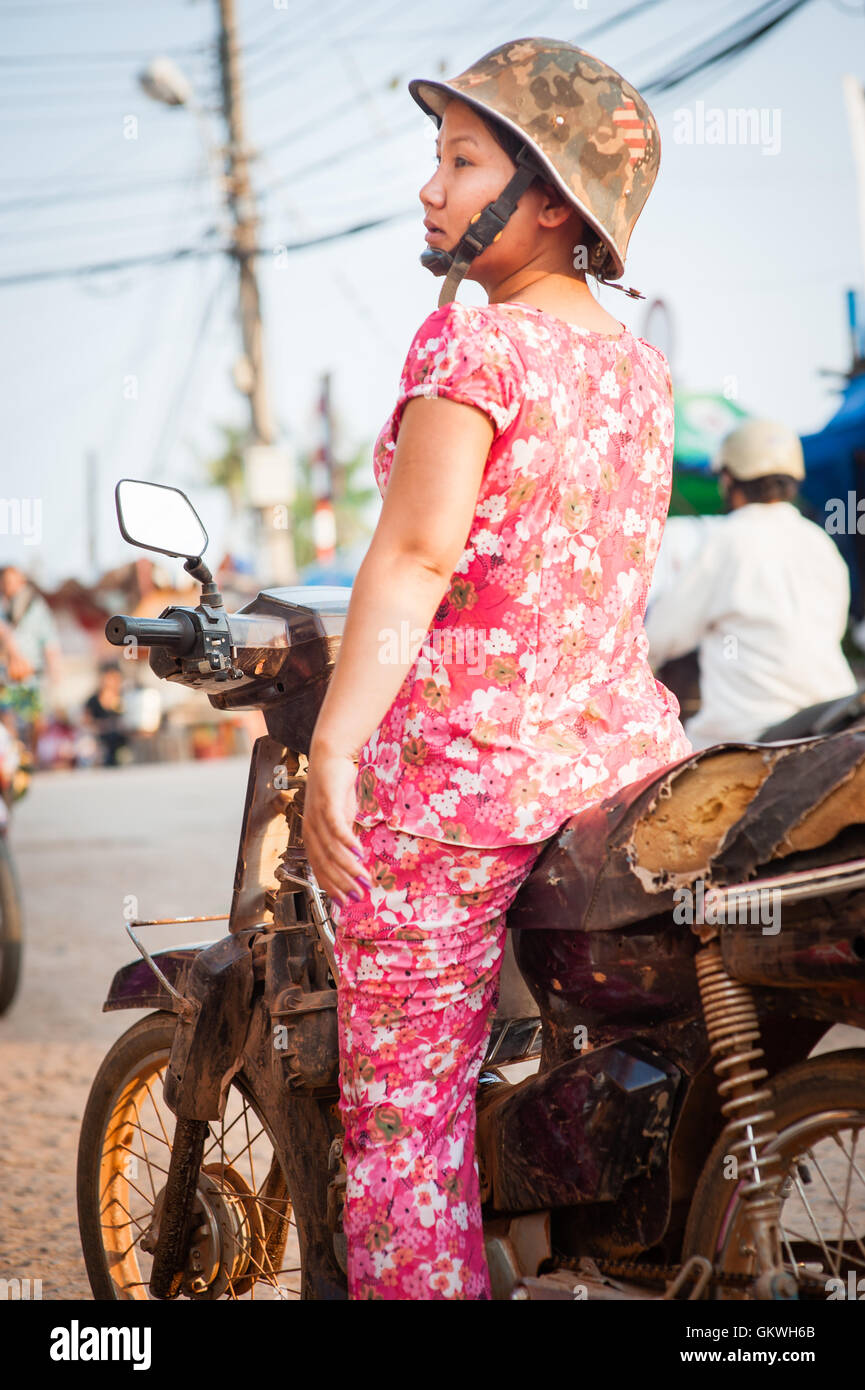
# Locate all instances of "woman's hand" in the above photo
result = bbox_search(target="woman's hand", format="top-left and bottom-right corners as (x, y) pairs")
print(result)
(303, 747), (371, 907)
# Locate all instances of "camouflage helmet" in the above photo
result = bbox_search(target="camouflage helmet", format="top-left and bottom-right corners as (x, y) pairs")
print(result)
(409, 36), (661, 283)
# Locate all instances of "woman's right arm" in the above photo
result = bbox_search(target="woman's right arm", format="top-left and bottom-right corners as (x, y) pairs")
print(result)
(303, 394), (495, 905)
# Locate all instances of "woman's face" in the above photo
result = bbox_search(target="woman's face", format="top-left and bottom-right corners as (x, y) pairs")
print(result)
(419, 98), (571, 288)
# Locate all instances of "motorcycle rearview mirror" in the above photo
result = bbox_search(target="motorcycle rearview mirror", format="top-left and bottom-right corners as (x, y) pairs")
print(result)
(115, 479), (209, 562)
(115, 478), (222, 605)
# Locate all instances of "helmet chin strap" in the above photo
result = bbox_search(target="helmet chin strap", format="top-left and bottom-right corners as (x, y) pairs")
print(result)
(420, 146), (539, 307)
(421, 143), (645, 304)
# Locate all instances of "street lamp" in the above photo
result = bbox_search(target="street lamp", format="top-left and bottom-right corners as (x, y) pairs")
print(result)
(138, 57), (194, 108)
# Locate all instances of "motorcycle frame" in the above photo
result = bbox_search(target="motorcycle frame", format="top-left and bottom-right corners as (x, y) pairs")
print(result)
(102, 735), (865, 1290)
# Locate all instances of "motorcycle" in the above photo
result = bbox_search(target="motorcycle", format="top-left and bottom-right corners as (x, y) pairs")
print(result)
(76, 478), (865, 1301)
(0, 681), (30, 1015)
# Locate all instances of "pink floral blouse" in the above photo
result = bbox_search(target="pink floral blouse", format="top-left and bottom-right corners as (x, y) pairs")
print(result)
(352, 299), (691, 848)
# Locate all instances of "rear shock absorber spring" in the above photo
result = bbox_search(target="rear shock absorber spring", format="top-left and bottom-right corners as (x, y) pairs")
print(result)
(695, 942), (796, 1298)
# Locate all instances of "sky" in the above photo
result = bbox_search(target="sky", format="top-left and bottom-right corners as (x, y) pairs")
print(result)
(1, 0), (864, 586)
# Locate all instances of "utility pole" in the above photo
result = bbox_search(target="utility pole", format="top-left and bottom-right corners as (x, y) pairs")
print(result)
(311, 373), (336, 567)
(842, 75), (865, 373)
(216, 0), (296, 584)
(85, 449), (98, 582)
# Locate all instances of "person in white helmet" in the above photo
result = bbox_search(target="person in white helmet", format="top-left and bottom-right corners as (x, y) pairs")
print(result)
(644, 418), (858, 749)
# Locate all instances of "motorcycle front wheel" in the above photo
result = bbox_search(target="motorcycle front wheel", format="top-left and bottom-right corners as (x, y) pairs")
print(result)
(0, 832), (23, 1016)
(683, 1050), (865, 1299)
(77, 1010), (304, 1300)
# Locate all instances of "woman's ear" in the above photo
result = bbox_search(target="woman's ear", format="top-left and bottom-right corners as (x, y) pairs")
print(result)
(535, 181), (576, 230)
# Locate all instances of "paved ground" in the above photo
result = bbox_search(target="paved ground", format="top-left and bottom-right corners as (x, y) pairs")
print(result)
(0, 757), (862, 1301)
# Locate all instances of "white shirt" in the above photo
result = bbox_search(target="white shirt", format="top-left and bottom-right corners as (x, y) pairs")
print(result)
(644, 503), (857, 748)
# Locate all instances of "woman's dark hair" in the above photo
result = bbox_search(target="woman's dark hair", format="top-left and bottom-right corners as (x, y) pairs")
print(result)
(723, 471), (800, 504)
(478, 112), (606, 271)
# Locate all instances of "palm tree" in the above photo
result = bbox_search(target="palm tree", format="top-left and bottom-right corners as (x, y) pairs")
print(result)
(205, 426), (377, 572)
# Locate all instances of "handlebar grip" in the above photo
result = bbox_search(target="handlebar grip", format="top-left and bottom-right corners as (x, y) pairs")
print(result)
(104, 612), (197, 655)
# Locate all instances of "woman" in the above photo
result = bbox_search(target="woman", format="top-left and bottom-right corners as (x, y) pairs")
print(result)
(302, 37), (691, 1300)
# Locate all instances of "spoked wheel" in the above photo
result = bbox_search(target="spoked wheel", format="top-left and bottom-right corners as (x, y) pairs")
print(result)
(77, 1011), (302, 1300)
(683, 1050), (865, 1299)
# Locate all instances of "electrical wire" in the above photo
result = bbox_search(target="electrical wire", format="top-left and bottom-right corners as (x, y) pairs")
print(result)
(243, 0), (359, 71)
(0, 211), (414, 289)
(642, 0), (813, 94)
(150, 262), (234, 479)
(254, 0), (596, 156)
(254, 0), (671, 197)
(0, 171), (217, 217)
(86, 156), (222, 479)
(0, 0), (823, 289)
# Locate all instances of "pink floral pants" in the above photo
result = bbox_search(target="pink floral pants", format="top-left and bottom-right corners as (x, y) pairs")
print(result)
(331, 822), (546, 1301)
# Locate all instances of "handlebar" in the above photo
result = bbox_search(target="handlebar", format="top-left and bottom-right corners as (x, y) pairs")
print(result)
(105, 612), (198, 655)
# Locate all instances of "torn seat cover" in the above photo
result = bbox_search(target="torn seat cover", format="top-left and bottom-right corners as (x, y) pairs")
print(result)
(506, 729), (865, 933)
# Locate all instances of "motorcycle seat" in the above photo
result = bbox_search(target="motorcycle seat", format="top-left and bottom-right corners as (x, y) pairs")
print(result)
(759, 687), (865, 742)
(506, 728), (865, 934)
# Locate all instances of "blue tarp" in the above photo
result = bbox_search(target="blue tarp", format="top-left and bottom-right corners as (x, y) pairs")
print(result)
(800, 372), (865, 613)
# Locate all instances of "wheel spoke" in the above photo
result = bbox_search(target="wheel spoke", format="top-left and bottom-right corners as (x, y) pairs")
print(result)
(244, 1104), (257, 1195)
(202, 1109), (265, 1165)
(141, 1075), (173, 1147)
(116, 1140), (169, 1179)
(802, 1143), (865, 1269)
(835, 1127), (860, 1273)
(104, 1195), (149, 1236)
(787, 1167), (843, 1274)
(779, 1221), (799, 1276)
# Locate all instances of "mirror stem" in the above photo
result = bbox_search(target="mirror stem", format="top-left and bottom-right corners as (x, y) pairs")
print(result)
(184, 556), (224, 609)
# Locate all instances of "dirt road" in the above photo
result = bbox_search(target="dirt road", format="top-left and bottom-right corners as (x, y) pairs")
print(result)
(0, 756), (249, 1299)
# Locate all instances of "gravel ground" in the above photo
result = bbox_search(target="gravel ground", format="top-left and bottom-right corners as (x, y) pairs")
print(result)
(0, 757), (862, 1301)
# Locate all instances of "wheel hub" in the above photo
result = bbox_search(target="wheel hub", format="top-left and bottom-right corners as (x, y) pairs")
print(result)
(142, 1163), (267, 1299)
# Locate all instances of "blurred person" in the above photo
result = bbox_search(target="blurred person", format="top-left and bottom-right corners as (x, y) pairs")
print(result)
(0, 565), (62, 753)
(35, 709), (80, 771)
(644, 419), (857, 749)
(83, 662), (130, 768)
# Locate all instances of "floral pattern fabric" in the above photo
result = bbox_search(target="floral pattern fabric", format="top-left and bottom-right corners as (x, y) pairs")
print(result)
(332, 819), (547, 1300)
(353, 299), (691, 848)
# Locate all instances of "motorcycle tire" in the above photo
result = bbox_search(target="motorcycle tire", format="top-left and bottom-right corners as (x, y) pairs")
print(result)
(76, 1009), (305, 1300)
(682, 1049), (865, 1299)
(0, 833), (23, 1016)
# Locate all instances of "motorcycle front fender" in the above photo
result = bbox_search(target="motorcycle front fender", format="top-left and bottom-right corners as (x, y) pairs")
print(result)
(103, 936), (256, 1123)
(102, 943), (214, 1015)
(162, 932), (256, 1122)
